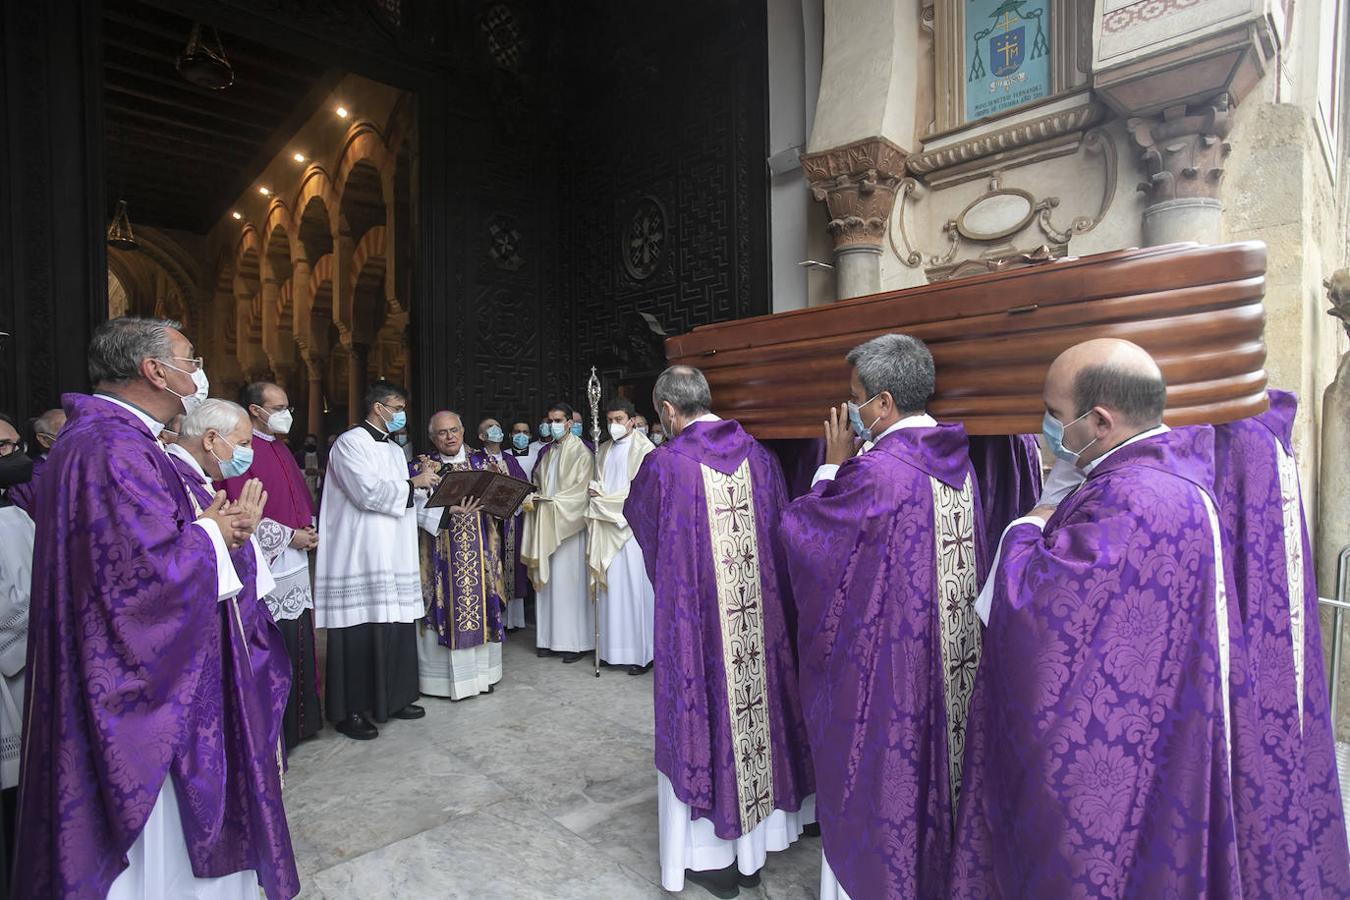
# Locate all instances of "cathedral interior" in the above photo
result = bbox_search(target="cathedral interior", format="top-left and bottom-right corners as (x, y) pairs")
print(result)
(1, 0), (772, 441)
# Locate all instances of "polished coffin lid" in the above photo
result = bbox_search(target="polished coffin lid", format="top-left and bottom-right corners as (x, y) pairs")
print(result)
(665, 242), (1268, 437)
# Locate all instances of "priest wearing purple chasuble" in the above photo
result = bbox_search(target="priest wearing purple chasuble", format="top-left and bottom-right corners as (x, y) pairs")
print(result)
(624, 365), (815, 898)
(14, 317), (298, 899)
(953, 339), (1252, 898)
(473, 417), (531, 634)
(780, 334), (988, 900)
(413, 411), (505, 700)
(1208, 389), (1350, 895)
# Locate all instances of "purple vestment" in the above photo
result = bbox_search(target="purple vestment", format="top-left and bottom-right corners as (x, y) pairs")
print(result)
(781, 423), (987, 899)
(1210, 390), (1350, 896)
(624, 419), (814, 839)
(472, 449), (531, 600)
(951, 428), (1249, 898)
(15, 394), (297, 899)
(416, 455), (504, 649)
(6, 452), (45, 519)
(967, 434), (1043, 541)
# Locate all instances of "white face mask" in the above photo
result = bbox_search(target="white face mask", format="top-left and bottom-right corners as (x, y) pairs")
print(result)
(635, 426), (649, 436)
(266, 409), (293, 435)
(608, 422), (628, 442)
(549, 421), (566, 439)
(162, 362), (209, 415)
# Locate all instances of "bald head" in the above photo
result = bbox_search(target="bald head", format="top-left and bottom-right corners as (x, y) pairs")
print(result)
(428, 410), (464, 457)
(1044, 339), (1167, 466)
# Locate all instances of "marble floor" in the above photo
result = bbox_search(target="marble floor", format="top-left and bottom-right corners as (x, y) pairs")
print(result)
(285, 629), (822, 899)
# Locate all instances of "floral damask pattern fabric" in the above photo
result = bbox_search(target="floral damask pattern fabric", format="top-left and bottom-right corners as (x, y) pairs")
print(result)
(625, 418), (814, 841)
(418, 456), (502, 651)
(702, 458), (775, 833)
(951, 427), (1245, 898)
(1210, 391), (1350, 897)
(782, 423), (986, 900)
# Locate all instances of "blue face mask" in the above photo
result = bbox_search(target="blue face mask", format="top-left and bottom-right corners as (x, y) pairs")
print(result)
(1042, 410), (1096, 463)
(486, 425), (504, 444)
(571, 422), (583, 437)
(539, 422), (550, 438)
(378, 403), (407, 434)
(213, 437), (254, 479)
(847, 393), (882, 442)
(549, 421), (566, 439)
(511, 432), (530, 450)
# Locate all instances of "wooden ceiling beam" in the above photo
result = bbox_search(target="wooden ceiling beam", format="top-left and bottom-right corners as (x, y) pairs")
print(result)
(105, 101), (270, 144)
(102, 58), (299, 108)
(104, 73), (291, 121)
(105, 85), (276, 135)
(108, 120), (258, 162)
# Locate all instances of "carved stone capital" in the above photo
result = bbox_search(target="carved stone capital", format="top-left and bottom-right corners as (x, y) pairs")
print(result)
(1127, 95), (1233, 205)
(1326, 269), (1350, 339)
(801, 137), (908, 251)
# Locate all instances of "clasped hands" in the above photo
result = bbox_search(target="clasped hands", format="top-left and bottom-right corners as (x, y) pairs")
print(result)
(197, 479), (269, 551)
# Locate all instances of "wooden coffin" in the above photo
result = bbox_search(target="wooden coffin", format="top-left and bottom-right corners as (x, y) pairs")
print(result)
(664, 242), (1268, 438)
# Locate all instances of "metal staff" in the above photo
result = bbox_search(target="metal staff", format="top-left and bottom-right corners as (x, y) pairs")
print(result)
(587, 366), (602, 677)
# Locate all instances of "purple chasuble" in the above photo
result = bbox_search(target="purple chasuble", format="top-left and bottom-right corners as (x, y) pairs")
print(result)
(781, 423), (988, 899)
(1209, 390), (1350, 896)
(624, 419), (814, 839)
(472, 449), (531, 599)
(6, 452), (45, 518)
(13, 394), (296, 899)
(221, 434), (314, 530)
(416, 455), (504, 649)
(967, 434), (1043, 541)
(951, 427), (1248, 898)
(166, 453), (299, 899)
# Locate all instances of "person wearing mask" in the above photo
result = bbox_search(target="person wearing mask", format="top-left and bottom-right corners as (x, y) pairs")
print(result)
(522, 402), (594, 663)
(393, 426), (414, 461)
(8, 407), (64, 518)
(571, 409), (595, 450)
(649, 422), (666, 446)
(509, 420), (541, 479)
(222, 382), (324, 752)
(296, 431), (323, 504)
(0, 413), (33, 894)
(413, 411), (503, 699)
(474, 418), (531, 633)
(632, 414), (650, 439)
(586, 398), (655, 675)
(14, 316), (300, 900)
(781, 334), (986, 899)
(316, 381), (438, 740)
(624, 366), (815, 896)
(952, 339), (1253, 896)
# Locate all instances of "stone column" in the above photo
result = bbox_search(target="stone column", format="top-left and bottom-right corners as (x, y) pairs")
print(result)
(346, 340), (369, 426)
(1127, 96), (1232, 246)
(304, 354), (325, 439)
(801, 137), (907, 299)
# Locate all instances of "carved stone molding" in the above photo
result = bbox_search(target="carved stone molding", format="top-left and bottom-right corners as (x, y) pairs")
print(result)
(801, 137), (908, 251)
(1327, 269), (1350, 339)
(1127, 95), (1232, 205)
(908, 101), (1105, 178)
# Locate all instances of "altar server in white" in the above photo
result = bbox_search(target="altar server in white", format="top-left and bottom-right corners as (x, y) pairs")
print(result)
(587, 397), (656, 674)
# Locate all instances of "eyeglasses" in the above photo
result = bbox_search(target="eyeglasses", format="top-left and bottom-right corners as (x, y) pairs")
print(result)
(162, 356), (205, 372)
(431, 429), (461, 438)
(259, 405), (294, 414)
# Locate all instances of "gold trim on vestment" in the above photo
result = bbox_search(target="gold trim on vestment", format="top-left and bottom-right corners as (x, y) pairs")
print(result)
(701, 458), (775, 834)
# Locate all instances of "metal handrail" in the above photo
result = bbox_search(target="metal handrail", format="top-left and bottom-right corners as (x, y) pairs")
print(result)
(1325, 546), (1350, 719)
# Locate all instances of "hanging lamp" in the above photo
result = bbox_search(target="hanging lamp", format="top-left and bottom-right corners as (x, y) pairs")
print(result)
(176, 23), (234, 90)
(106, 200), (139, 251)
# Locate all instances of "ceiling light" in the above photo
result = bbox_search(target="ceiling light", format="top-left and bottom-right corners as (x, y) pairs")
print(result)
(335, 105), (349, 118)
(231, 211), (242, 220)
(258, 186), (270, 196)
(293, 152), (305, 163)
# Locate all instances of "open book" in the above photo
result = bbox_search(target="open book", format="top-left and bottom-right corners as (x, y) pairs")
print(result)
(424, 468), (535, 519)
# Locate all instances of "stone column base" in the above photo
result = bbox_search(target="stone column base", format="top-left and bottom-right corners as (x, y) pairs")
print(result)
(1142, 197), (1223, 246)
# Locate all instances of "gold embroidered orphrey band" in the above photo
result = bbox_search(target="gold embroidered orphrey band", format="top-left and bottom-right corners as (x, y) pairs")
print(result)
(932, 473), (981, 823)
(702, 458), (776, 834)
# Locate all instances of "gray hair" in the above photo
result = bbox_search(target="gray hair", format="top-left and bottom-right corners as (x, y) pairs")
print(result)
(1073, 365), (1167, 426)
(33, 409), (64, 437)
(652, 365), (712, 417)
(88, 316), (182, 385)
(845, 333), (935, 414)
(427, 410), (463, 435)
(180, 399), (249, 440)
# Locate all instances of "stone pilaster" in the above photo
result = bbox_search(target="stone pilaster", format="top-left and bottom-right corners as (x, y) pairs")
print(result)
(1127, 96), (1233, 246)
(801, 137), (907, 300)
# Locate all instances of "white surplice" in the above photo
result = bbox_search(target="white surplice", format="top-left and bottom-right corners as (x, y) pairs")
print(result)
(315, 424), (422, 628)
(590, 435), (654, 666)
(414, 448), (504, 699)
